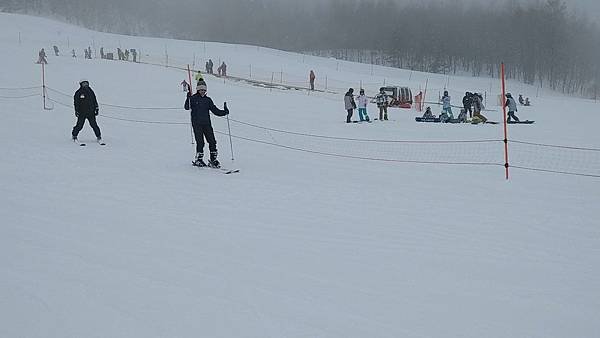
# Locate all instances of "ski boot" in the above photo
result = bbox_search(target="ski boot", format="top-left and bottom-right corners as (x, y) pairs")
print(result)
(192, 152), (207, 167)
(208, 151), (220, 168)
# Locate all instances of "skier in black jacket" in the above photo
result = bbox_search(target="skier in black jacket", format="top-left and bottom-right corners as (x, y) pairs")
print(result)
(72, 79), (102, 142)
(462, 92), (473, 118)
(185, 83), (229, 167)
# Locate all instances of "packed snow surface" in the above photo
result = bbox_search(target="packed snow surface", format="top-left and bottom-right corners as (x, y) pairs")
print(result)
(1, 13), (599, 338)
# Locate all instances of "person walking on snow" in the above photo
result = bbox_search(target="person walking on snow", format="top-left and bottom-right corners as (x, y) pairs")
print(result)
(505, 93), (520, 122)
(309, 70), (316, 91)
(356, 89), (370, 122)
(181, 80), (190, 92)
(344, 88), (356, 123)
(72, 80), (102, 142)
(441, 90), (453, 118)
(37, 48), (48, 64)
(218, 61), (227, 77)
(375, 87), (388, 120)
(207, 59), (214, 74)
(185, 83), (229, 168)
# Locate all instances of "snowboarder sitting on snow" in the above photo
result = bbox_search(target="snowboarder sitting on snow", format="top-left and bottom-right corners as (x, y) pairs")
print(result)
(344, 88), (356, 123)
(524, 97), (531, 106)
(518, 94), (525, 105)
(457, 108), (468, 123)
(185, 83), (229, 168)
(72, 79), (102, 142)
(422, 106), (435, 119)
(505, 93), (520, 122)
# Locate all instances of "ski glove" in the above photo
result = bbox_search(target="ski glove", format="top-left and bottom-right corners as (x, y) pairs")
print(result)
(223, 102), (229, 115)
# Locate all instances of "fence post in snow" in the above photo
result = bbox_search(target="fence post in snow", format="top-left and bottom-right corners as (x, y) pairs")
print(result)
(249, 64), (252, 79)
(270, 72), (274, 92)
(18, 32), (21, 44)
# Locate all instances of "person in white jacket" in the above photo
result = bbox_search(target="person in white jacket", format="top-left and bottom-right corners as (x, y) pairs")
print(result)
(356, 89), (370, 122)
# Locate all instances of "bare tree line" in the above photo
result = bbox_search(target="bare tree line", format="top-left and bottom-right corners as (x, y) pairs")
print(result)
(2, 0), (599, 97)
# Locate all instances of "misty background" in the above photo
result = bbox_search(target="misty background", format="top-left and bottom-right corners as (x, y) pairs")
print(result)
(1, 0), (599, 97)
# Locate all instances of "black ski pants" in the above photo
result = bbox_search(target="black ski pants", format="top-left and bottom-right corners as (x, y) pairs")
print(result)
(346, 109), (353, 123)
(193, 123), (217, 154)
(507, 111), (520, 122)
(463, 104), (472, 117)
(72, 115), (101, 138)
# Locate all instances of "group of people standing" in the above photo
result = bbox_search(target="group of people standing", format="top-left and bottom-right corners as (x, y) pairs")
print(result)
(344, 87), (390, 123)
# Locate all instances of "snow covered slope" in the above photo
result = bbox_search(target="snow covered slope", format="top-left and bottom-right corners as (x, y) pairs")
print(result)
(1, 13), (599, 338)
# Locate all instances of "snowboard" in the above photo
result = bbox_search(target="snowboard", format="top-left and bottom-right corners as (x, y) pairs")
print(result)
(508, 120), (535, 124)
(415, 117), (441, 122)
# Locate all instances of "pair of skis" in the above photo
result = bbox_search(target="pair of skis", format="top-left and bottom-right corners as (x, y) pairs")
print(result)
(192, 161), (239, 174)
(74, 139), (106, 146)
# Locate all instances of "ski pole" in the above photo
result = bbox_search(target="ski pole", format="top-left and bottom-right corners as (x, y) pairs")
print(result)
(226, 102), (234, 161)
(187, 64), (194, 145)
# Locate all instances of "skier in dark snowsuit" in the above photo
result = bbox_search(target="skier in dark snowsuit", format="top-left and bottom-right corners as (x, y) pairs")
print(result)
(72, 80), (102, 142)
(462, 92), (473, 118)
(505, 93), (520, 122)
(185, 83), (229, 168)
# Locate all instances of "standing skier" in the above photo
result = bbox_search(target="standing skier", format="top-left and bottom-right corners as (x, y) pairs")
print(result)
(72, 80), (102, 142)
(356, 89), (370, 122)
(505, 93), (520, 122)
(181, 80), (190, 92)
(441, 90), (453, 119)
(37, 48), (48, 64)
(375, 88), (388, 120)
(344, 88), (356, 123)
(462, 92), (473, 118)
(185, 83), (229, 168)
(309, 70), (316, 91)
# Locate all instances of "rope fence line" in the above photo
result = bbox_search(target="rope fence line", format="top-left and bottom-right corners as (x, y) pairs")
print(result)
(43, 90), (502, 144)
(510, 166), (600, 178)
(0, 93), (41, 99)
(509, 140), (600, 152)
(2, 79), (599, 179)
(213, 129), (506, 168)
(0, 85), (42, 90)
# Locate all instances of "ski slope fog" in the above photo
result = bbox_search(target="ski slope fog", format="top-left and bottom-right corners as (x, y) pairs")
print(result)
(1, 13), (599, 338)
